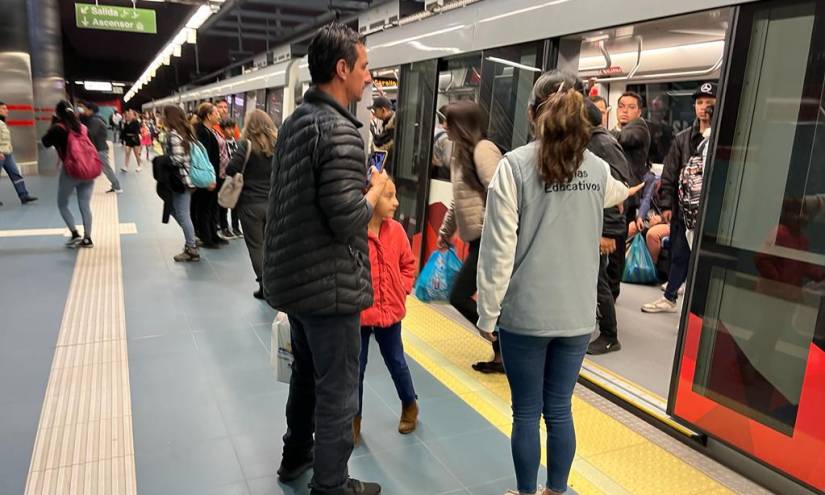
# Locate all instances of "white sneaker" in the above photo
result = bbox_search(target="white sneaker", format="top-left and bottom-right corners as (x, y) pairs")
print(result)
(660, 283), (685, 295)
(136, 166), (143, 173)
(642, 297), (678, 313)
(505, 486), (544, 495)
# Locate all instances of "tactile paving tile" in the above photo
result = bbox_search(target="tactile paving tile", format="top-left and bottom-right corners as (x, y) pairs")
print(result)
(25, 173), (137, 495)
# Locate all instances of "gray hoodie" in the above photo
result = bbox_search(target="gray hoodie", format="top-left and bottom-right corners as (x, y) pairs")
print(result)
(477, 142), (629, 337)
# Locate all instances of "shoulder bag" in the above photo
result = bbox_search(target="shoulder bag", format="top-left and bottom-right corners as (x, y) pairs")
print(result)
(218, 139), (252, 208)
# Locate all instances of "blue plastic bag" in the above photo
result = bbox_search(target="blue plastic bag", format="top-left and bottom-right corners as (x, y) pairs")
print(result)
(414, 248), (463, 302)
(622, 234), (658, 284)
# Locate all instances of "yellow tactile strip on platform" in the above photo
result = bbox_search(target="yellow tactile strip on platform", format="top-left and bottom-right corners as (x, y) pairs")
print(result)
(25, 177), (137, 495)
(402, 298), (732, 495)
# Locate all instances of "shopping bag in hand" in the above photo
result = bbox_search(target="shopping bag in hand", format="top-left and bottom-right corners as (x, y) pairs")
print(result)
(271, 313), (293, 384)
(414, 247), (463, 302)
(622, 234), (658, 284)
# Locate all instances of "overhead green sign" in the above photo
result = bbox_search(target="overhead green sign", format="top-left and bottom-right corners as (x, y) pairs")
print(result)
(75, 3), (157, 34)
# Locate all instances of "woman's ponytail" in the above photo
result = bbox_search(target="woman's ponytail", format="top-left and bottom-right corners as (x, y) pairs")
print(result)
(529, 71), (591, 186)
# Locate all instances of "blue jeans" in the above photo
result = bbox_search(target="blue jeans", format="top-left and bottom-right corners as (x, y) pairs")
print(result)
(358, 322), (417, 415)
(98, 150), (121, 190)
(665, 217), (690, 302)
(499, 329), (590, 494)
(57, 168), (94, 238)
(170, 189), (196, 248)
(1, 152), (30, 199)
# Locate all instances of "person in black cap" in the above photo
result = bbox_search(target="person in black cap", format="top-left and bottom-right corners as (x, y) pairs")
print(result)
(369, 95), (396, 168)
(642, 81), (717, 313)
(77, 101), (122, 193)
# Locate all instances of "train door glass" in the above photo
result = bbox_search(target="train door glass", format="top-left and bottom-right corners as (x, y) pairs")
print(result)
(671, 1), (825, 489)
(479, 41), (544, 152)
(266, 87), (284, 126)
(231, 94), (245, 126)
(255, 89), (266, 111)
(391, 60), (438, 254)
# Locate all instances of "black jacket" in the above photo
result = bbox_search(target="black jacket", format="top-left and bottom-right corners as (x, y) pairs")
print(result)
(226, 140), (273, 205)
(80, 114), (108, 152)
(660, 120), (705, 214)
(588, 127), (633, 238)
(262, 87), (373, 315)
(612, 118), (650, 184)
(195, 123), (221, 174)
(152, 155), (184, 224)
(41, 123), (69, 157)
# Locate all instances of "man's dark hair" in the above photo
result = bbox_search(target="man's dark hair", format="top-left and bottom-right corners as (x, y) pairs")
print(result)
(618, 92), (644, 109)
(79, 100), (99, 114)
(437, 104), (448, 124)
(220, 119), (236, 129)
(308, 22), (365, 85)
(0, 101), (5, 106)
(589, 95), (607, 107)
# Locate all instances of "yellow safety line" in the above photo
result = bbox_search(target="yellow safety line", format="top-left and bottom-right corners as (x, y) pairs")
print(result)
(402, 298), (734, 495)
(24, 176), (136, 495)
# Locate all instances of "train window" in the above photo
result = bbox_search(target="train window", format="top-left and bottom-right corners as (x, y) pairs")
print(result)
(255, 89), (266, 111)
(480, 41), (544, 152)
(266, 87), (283, 126)
(231, 94), (245, 127)
(679, 0), (825, 439)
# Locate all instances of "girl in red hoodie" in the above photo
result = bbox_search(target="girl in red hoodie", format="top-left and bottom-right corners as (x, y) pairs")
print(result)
(355, 177), (418, 445)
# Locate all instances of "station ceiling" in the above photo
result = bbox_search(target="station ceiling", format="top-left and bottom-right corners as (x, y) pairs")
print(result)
(63, 0), (390, 107)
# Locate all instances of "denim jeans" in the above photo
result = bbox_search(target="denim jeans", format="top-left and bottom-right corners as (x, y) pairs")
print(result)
(1, 152), (30, 199)
(358, 323), (417, 415)
(283, 313), (361, 492)
(98, 150), (121, 190)
(57, 167), (94, 238)
(665, 217), (691, 302)
(499, 329), (590, 494)
(170, 189), (196, 248)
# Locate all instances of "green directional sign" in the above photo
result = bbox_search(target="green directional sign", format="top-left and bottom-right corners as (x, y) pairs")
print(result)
(75, 3), (157, 34)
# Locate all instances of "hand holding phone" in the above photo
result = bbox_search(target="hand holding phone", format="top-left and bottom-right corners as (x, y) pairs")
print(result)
(369, 150), (388, 172)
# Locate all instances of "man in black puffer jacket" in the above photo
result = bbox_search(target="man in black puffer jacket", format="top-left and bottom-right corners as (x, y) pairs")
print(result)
(263, 23), (387, 495)
(585, 98), (634, 355)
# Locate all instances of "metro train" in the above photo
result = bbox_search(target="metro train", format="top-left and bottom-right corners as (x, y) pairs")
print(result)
(143, 1), (825, 493)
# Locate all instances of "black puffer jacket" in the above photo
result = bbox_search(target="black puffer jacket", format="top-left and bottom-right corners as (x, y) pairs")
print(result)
(262, 87), (373, 315)
(660, 120), (705, 215)
(612, 118), (650, 184)
(588, 127), (633, 238)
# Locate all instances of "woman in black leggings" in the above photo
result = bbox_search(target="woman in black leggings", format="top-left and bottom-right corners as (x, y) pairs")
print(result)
(435, 101), (504, 374)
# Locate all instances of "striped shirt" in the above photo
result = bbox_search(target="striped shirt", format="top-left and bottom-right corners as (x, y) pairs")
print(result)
(166, 130), (193, 188)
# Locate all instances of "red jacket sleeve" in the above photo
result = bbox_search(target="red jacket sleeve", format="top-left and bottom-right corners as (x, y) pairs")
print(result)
(395, 222), (416, 294)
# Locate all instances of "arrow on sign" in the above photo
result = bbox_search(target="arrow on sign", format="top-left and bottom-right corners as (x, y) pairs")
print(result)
(132, 11), (139, 19)
(79, 5), (89, 14)
(81, 16), (89, 26)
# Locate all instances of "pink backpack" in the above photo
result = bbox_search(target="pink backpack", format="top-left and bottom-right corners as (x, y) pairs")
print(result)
(60, 123), (103, 180)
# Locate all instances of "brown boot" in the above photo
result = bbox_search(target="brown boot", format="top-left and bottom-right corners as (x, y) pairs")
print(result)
(398, 401), (418, 434)
(353, 415), (361, 446)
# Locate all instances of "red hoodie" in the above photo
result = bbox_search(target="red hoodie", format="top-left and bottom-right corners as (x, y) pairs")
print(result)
(361, 219), (417, 327)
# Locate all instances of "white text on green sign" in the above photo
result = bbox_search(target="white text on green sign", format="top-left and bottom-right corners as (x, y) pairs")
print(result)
(75, 3), (157, 34)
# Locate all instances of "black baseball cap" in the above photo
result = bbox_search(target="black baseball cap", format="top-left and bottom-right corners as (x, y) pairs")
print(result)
(369, 96), (392, 110)
(693, 82), (717, 100)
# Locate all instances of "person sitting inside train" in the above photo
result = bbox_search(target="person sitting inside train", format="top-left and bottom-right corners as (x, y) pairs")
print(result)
(370, 96), (396, 168)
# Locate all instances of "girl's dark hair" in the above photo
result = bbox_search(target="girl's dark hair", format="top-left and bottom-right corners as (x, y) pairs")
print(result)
(196, 102), (215, 122)
(445, 100), (487, 193)
(55, 100), (82, 132)
(163, 105), (196, 152)
(529, 71), (591, 186)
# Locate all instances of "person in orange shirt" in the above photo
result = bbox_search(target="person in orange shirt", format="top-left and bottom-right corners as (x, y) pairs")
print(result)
(214, 100), (240, 139)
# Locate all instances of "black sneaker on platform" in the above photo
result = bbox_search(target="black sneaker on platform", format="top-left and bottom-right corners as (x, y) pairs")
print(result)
(21, 195), (38, 204)
(587, 336), (622, 355)
(253, 285), (264, 300)
(277, 454), (313, 483)
(78, 238), (94, 249)
(310, 478), (381, 495)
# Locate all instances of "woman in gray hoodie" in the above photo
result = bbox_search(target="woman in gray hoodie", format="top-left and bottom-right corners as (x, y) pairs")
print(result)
(476, 71), (637, 495)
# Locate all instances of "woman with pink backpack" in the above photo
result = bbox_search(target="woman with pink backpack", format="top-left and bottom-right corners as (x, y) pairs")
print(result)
(42, 100), (102, 248)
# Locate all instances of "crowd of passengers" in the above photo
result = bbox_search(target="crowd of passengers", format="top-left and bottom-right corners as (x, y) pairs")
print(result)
(19, 20), (730, 495)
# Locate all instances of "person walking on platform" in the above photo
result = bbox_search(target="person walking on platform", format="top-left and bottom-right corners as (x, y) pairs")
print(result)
(192, 102), (226, 248)
(643, 82), (717, 314)
(78, 101), (122, 194)
(225, 110), (277, 297)
(0, 101), (38, 206)
(161, 105), (200, 263)
(110, 110), (122, 143)
(435, 100), (503, 374)
(42, 100), (98, 248)
(476, 71), (634, 495)
(263, 22), (386, 495)
(121, 110), (142, 172)
(369, 96), (396, 168)
(353, 175), (418, 446)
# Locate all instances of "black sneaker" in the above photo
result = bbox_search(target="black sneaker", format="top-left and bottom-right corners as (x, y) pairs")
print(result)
(253, 283), (264, 300)
(587, 336), (622, 355)
(78, 238), (94, 248)
(471, 361), (505, 374)
(65, 232), (82, 248)
(220, 228), (236, 240)
(21, 195), (38, 204)
(231, 229), (244, 238)
(277, 454), (313, 483)
(310, 478), (381, 495)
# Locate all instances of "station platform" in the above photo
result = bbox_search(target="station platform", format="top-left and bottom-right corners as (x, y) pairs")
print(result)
(0, 144), (771, 495)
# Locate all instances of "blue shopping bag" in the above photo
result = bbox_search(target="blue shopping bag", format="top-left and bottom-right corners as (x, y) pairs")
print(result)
(622, 234), (658, 284)
(414, 248), (463, 302)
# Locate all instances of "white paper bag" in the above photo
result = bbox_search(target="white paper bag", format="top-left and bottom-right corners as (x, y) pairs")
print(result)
(271, 312), (294, 384)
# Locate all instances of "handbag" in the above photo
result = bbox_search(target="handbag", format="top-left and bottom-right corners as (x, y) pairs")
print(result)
(218, 139), (252, 208)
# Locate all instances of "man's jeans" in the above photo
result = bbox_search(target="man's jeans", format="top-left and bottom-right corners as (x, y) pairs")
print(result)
(98, 150), (121, 190)
(283, 312), (361, 492)
(665, 217), (691, 302)
(1, 152), (30, 199)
